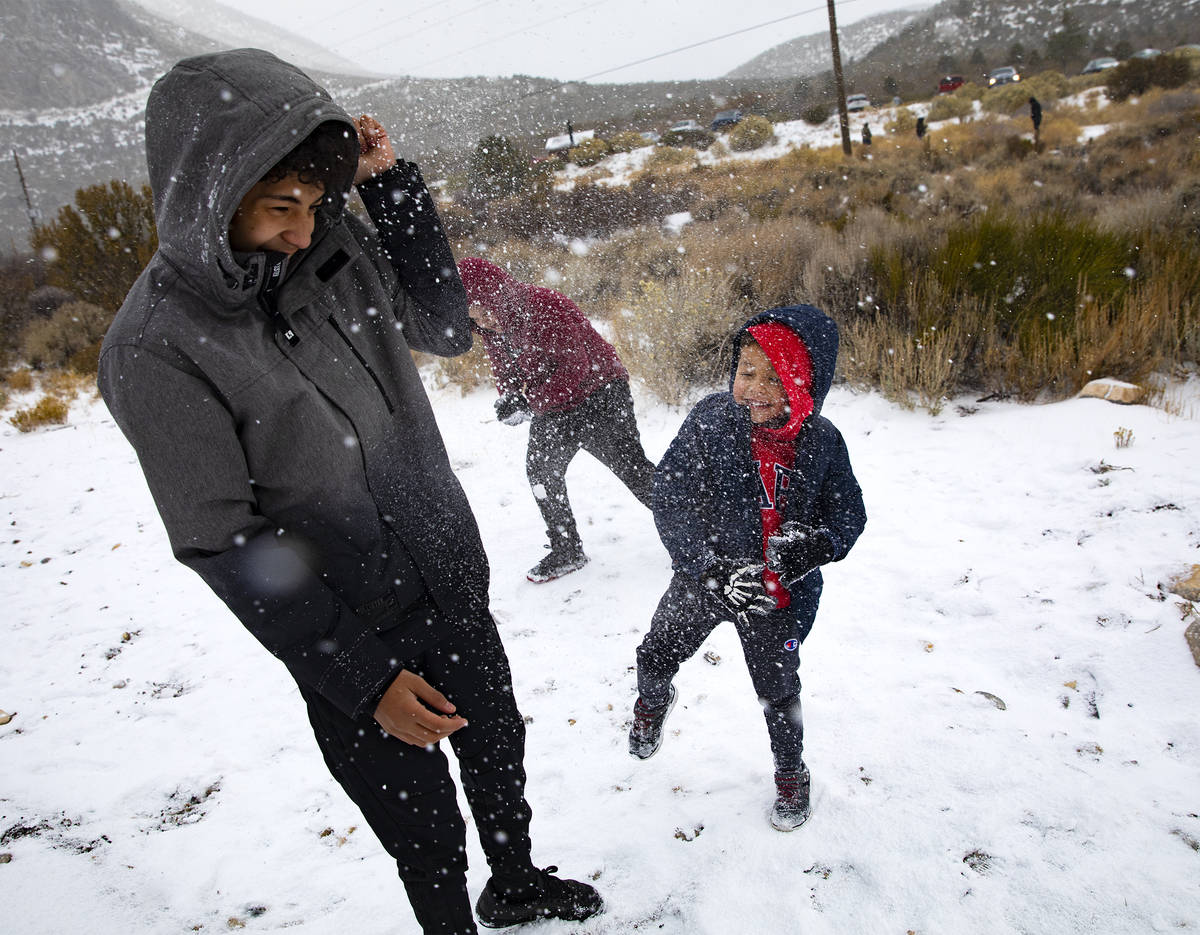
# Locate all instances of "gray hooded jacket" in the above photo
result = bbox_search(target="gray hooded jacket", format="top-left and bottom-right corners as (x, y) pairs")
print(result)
(98, 49), (482, 719)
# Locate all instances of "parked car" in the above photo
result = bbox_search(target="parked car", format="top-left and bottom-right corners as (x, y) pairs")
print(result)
(987, 66), (1021, 87)
(663, 119), (714, 149)
(846, 93), (870, 112)
(710, 109), (744, 131)
(1081, 57), (1120, 74)
(1131, 47), (1162, 59)
(937, 74), (965, 94)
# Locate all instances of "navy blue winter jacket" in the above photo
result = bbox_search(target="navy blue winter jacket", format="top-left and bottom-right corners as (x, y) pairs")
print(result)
(652, 305), (867, 636)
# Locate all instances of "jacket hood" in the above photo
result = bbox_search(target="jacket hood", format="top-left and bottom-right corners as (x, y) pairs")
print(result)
(730, 305), (839, 423)
(144, 48), (358, 301)
(457, 257), (526, 331)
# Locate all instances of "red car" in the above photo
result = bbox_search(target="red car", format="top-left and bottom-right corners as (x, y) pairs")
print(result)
(937, 74), (965, 94)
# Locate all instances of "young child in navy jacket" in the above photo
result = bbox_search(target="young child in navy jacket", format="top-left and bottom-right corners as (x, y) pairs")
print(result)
(629, 305), (866, 830)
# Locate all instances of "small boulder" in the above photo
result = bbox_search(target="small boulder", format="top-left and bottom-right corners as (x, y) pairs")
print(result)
(1078, 378), (1145, 405)
(1168, 565), (1200, 602)
(1186, 619), (1200, 669)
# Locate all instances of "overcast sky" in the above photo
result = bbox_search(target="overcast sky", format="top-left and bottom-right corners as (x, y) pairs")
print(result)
(226, 0), (933, 83)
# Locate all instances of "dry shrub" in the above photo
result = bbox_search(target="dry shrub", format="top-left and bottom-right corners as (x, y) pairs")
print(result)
(40, 369), (93, 401)
(606, 131), (647, 154)
(9, 394), (69, 432)
(568, 137), (611, 167)
(1039, 114), (1084, 150)
(728, 115), (777, 152)
(5, 368), (34, 392)
(611, 271), (746, 405)
(22, 301), (111, 370)
(885, 108), (917, 136)
(839, 275), (989, 413)
(1090, 189), (1176, 235)
(646, 146), (699, 172)
(413, 342), (495, 395)
(927, 94), (973, 123)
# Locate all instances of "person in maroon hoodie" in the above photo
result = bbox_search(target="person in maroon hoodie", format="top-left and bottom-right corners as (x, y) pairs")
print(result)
(458, 257), (654, 582)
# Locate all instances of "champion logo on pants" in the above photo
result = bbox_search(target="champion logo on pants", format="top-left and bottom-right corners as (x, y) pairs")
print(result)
(783, 638), (799, 651)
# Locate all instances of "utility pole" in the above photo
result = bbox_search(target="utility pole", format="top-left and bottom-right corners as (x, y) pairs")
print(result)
(12, 149), (40, 237)
(826, 0), (852, 156)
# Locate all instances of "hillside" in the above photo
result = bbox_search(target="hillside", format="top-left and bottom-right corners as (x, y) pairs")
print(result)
(4, 0), (1200, 250)
(726, 5), (929, 79)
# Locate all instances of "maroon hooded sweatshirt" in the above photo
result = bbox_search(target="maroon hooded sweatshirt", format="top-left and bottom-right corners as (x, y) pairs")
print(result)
(458, 257), (628, 415)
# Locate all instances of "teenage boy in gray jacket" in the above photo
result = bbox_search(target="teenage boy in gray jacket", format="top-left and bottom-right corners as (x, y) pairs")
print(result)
(98, 48), (600, 934)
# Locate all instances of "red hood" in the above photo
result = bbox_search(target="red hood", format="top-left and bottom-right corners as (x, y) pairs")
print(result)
(458, 256), (524, 331)
(746, 321), (814, 441)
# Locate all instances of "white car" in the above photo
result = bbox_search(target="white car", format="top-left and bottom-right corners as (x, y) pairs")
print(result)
(846, 93), (870, 112)
(1082, 57), (1119, 74)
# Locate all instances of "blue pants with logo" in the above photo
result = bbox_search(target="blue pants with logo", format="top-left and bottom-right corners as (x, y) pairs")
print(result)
(635, 570), (814, 773)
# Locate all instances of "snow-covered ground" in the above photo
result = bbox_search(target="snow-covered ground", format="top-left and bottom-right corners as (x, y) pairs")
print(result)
(3, 369), (1199, 934)
(557, 87), (1113, 195)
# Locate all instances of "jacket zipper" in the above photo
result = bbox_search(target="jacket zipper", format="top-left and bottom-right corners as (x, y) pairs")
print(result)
(327, 315), (395, 413)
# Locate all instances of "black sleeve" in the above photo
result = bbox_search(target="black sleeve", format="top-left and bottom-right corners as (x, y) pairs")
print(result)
(356, 161), (470, 353)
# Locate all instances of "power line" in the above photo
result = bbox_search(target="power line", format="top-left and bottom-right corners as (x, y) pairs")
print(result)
(335, 0), (502, 50)
(358, 0), (608, 71)
(302, 0), (451, 31)
(353, 0), (867, 140)
(574, 0), (862, 82)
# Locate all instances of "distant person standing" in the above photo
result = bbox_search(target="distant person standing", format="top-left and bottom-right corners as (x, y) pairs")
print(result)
(861, 123), (872, 147)
(459, 257), (655, 583)
(1029, 96), (1043, 146)
(915, 116), (926, 139)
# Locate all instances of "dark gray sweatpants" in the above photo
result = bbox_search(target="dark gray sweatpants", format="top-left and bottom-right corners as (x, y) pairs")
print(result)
(635, 571), (808, 773)
(526, 378), (654, 549)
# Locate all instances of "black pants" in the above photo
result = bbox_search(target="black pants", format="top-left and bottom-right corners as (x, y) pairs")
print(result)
(300, 613), (536, 933)
(526, 379), (654, 549)
(635, 571), (806, 773)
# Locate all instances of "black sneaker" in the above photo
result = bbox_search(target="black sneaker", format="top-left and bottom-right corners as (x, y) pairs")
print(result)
(770, 763), (812, 831)
(475, 866), (603, 928)
(526, 544), (588, 583)
(628, 684), (677, 759)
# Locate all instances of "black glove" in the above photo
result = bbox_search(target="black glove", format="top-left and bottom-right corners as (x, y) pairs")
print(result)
(494, 391), (532, 426)
(765, 523), (835, 585)
(701, 559), (776, 620)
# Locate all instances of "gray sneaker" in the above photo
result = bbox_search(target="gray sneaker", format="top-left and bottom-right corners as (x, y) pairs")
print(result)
(628, 684), (677, 759)
(770, 763), (812, 831)
(526, 544), (588, 582)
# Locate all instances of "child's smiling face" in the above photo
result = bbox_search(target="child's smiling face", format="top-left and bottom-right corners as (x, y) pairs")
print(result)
(733, 340), (789, 424)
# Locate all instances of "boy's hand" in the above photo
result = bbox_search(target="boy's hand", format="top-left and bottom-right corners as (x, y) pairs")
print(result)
(702, 560), (776, 620)
(766, 523), (835, 585)
(354, 114), (397, 184)
(374, 669), (468, 746)
(495, 391), (532, 425)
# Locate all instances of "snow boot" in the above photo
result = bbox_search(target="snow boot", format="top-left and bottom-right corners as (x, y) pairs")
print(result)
(628, 683), (677, 760)
(475, 866), (603, 928)
(770, 762), (812, 831)
(526, 541), (588, 582)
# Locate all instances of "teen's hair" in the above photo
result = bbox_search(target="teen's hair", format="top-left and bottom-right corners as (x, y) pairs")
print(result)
(261, 121), (355, 191)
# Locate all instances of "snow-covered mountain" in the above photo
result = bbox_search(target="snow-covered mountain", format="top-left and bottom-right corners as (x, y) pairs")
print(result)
(126, 0), (370, 79)
(726, 6), (930, 79)
(4, 0), (1200, 251)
